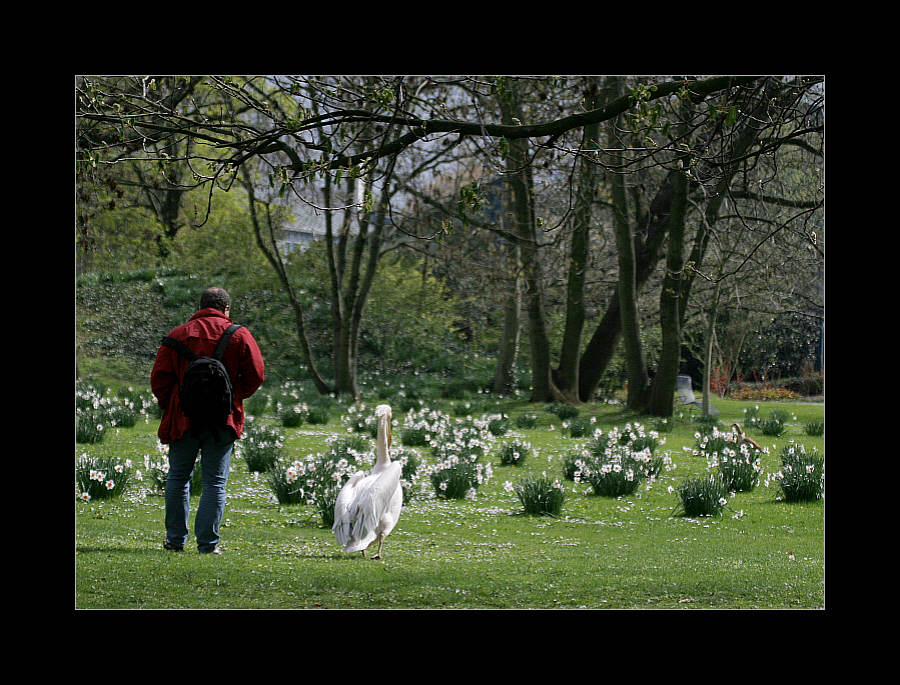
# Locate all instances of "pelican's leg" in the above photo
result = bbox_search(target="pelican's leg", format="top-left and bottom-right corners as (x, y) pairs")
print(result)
(372, 534), (385, 560)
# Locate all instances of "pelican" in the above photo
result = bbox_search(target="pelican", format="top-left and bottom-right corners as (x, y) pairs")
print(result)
(333, 404), (403, 559)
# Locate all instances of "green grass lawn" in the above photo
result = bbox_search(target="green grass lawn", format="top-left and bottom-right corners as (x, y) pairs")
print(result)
(74, 396), (824, 609)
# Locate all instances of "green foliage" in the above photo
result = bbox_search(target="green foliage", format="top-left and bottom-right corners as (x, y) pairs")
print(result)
(560, 416), (592, 438)
(804, 419), (824, 437)
(515, 413), (538, 429)
(573, 424), (668, 498)
(487, 415), (510, 437)
(546, 403), (579, 421)
(238, 419), (285, 473)
(510, 476), (565, 517)
(497, 438), (534, 466)
(75, 393), (824, 609)
(76, 454), (133, 501)
(773, 442), (824, 502)
(675, 474), (730, 517)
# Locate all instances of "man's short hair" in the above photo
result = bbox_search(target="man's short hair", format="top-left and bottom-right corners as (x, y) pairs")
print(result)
(200, 287), (231, 313)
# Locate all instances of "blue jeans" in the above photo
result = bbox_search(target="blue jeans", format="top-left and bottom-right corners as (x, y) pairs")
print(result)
(165, 428), (234, 553)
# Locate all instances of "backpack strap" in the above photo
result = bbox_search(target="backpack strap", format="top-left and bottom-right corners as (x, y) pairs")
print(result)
(213, 324), (243, 361)
(161, 336), (199, 362)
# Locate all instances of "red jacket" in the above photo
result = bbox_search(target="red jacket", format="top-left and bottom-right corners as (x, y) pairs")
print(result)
(151, 308), (265, 444)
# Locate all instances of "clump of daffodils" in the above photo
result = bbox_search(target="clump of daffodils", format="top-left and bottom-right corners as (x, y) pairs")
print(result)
(692, 426), (765, 492)
(76, 454), (133, 501)
(497, 437), (534, 466)
(767, 441), (824, 502)
(506, 473), (565, 516)
(573, 425), (670, 497)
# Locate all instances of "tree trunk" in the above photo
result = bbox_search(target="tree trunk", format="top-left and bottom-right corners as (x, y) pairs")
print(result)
(702, 280), (723, 415)
(606, 77), (649, 412)
(492, 246), (522, 395)
(499, 81), (558, 403)
(646, 154), (689, 416)
(556, 77), (601, 404)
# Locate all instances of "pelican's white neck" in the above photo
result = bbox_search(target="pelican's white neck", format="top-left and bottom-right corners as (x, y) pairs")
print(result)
(375, 406), (392, 465)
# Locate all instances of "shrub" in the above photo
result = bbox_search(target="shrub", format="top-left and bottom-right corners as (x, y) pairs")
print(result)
(280, 402), (308, 428)
(401, 427), (430, 446)
(729, 385), (801, 402)
(306, 404), (331, 425)
(804, 419), (824, 436)
(430, 416), (493, 464)
(429, 456), (487, 499)
(674, 474), (729, 517)
(515, 413), (538, 429)
(272, 438), (375, 524)
(268, 457), (315, 506)
(395, 449), (426, 503)
(546, 403), (579, 421)
(561, 448), (588, 481)
(773, 442), (824, 502)
(571, 424), (670, 497)
(742, 405), (761, 428)
(497, 438), (534, 466)
(759, 415), (786, 437)
(239, 419), (285, 472)
(76, 454), (133, 501)
(560, 416), (592, 438)
(508, 475), (565, 516)
(694, 427), (764, 492)
(694, 413), (720, 434)
(488, 415), (510, 437)
(76, 408), (109, 444)
(244, 391), (269, 416)
(342, 403), (379, 437)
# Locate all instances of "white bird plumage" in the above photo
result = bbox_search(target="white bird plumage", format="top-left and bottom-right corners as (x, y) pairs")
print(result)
(332, 404), (403, 559)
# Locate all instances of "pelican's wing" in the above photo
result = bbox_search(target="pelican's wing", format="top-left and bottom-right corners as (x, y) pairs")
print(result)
(332, 471), (366, 547)
(349, 462), (403, 542)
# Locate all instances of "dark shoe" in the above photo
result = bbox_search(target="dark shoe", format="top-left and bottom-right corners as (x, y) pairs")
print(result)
(163, 539), (184, 552)
(199, 546), (222, 555)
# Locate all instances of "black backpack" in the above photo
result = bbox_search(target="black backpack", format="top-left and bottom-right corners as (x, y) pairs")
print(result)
(161, 324), (243, 429)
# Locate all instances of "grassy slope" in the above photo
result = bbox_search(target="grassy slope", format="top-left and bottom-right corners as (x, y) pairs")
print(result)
(75, 396), (824, 610)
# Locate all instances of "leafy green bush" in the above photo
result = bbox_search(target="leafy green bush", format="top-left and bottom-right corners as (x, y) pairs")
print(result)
(245, 392), (269, 416)
(695, 427), (764, 493)
(272, 436), (375, 524)
(694, 413), (720, 434)
(488, 415), (510, 437)
(515, 413), (538, 429)
(239, 419), (285, 472)
(279, 402), (308, 428)
(401, 427), (430, 446)
(497, 438), (534, 466)
(76, 408), (109, 444)
(76, 455), (133, 501)
(804, 419), (824, 436)
(395, 449), (426, 503)
(507, 475), (565, 516)
(571, 424), (669, 497)
(429, 456), (489, 499)
(759, 415), (786, 437)
(674, 474), (729, 517)
(306, 404), (331, 425)
(546, 403), (579, 421)
(773, 442), (824, 502)
(560, 416), (592, 438)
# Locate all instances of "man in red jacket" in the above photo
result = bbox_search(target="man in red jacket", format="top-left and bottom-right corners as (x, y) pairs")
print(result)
(151, 287), (265, 554)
